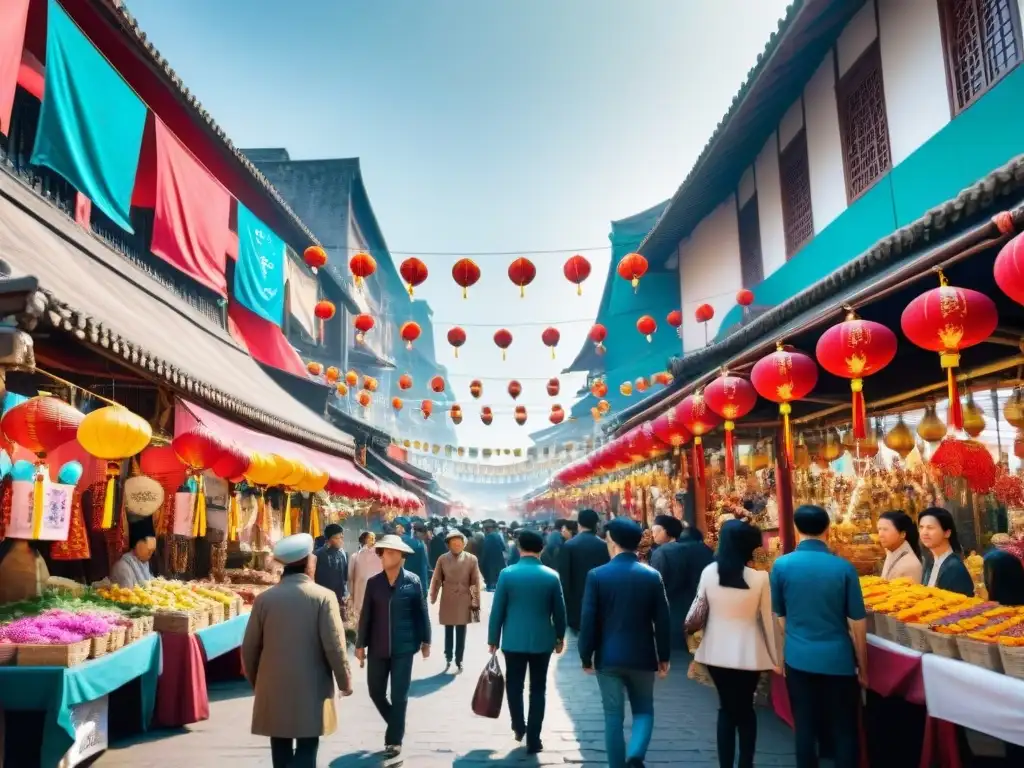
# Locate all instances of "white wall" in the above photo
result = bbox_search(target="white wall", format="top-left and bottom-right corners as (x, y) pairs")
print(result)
(778, 98), (804, 150)
(754, 131), (787, 278)
(804, 53), (847, 231)
(878, 0), (950, 164)
(678, 196), (742, 351)
(836, 1), (878, 76)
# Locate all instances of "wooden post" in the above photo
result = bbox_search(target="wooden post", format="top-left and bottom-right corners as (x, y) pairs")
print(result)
(775, 428), (796, 553)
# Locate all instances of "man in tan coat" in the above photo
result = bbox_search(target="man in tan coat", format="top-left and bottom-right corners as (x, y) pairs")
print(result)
(429, 529), (483, 672)
(242, 533), (352, 768)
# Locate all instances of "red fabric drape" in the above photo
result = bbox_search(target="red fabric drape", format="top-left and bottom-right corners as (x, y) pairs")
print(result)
(154, 633), (210, 727)
(0, 0), (31, 136)
(147, 117), (231, 296)
(227, 300), (307, 378)
(130, 115), (157, 208)
(17, 49), (43, 100)
(74, 191), (91, 228)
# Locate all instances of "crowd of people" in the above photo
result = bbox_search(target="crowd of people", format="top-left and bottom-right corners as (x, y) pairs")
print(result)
(238, 502), (1024, 768)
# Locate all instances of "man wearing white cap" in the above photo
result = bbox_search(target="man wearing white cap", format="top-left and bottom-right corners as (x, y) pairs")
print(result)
(356, 534), (432, 759)
(242, 533), (352, 768)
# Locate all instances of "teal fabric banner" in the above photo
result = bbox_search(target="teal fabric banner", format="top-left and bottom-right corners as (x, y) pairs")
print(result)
(196, 612), (249, 660)
(235, 202), (286, 325)
(31, 0), (147, 233)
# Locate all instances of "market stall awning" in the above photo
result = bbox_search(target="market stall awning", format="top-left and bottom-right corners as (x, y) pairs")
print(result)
(0, 171), (354, 457)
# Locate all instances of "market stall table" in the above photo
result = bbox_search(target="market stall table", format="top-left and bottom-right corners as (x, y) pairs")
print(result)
(0, 632), (161, 768)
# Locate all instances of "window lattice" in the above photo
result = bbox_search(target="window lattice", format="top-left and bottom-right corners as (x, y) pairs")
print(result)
(779, 130), (813, 258)
(838, 47), (891, 200)
(945, 0), (1021, 112)
(738, 196), (763, 289)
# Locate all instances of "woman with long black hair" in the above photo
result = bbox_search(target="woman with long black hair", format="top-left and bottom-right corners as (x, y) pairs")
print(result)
(984, 549), (1024, 606)
(877, 510), (923, 582)
(918, 507), (974, 596)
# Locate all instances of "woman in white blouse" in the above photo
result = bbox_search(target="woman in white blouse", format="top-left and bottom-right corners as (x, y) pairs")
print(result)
(877, 510), (923, 582)
(687, 520), (779, 768)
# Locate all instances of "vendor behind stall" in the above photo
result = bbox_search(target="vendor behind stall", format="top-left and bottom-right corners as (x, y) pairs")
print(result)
(110, 516), (156, 588)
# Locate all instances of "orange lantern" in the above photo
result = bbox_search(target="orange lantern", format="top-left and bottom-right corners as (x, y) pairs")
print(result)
(494, 329), (513, 360)
(546, 378), (560, 397)
(620, 382), (633, 397)
(549, 405), (565, 425)
(392, 397), (403, 412)
(667, 310), (682, 331)
(508, 380), (522, 400)
(400, 321), (422, 350)
(591, 406), (601, 421)
(307, 361), (323, 376)
(597, 399), (611, 415)
(637, 315), (656, 342)
(354, 313), (375, 343)
(398, 373), (413, 390)
(591, 379), (608, 398)
(750, 343), (819, 461)
(349, 251), (376, 287)
(303, 245), (328, 272)
(653, 371), (672, 386)
(447, 327), (467, 357)
(481, 406), (493, 425)
(589, 323), (607, 354)
(563, 254), (591, 295)
(399, 257), (429, 296)
(470, 380), (483, 398)
(450, 405), (463, 425)
(508, 257), (536, 297)
(357, 391), (372, 408)
(421, 400), (433, 419)
(336, 383), (349, 397)
(314, 300), (336, 321)
(452, 258), (481, 299)
(617, 252), (648, 291)
(345, 370), (358, 387)
(514, 406), (528, 426)
(815, 313), (898, 438)
(635, 377), (650, 393)
(737, 289), (755, 307)
(430, 376), (446, 393)
(363, 376), (379, 392)
(325, 366), (340, 383)
(901, 272), (998, 430)
(704, 374), (758, 480)
(541, 327), (560, 358)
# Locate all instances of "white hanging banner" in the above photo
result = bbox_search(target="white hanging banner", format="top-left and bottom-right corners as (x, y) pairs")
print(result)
(7, 480), (74, 541)
(202, 472), (229, 532)
(172, 492), (196, 538)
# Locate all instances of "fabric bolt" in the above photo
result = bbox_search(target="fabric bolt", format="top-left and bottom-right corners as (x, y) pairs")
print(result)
(147, 116), (231, 295)
(196, 613), (250, 661)
(234, 201), (286, 325)
(227, 300), (308, 378)
(155, 631), (210, 728)
(30, 0), (147, 233)
(444, 624), (466, 665)
(287, 257), (319, 339)
(366, 653), (415, 746)
(503, 650), (552, 747)
(596, 668), (655, 768)
(0, 0), (31, 136)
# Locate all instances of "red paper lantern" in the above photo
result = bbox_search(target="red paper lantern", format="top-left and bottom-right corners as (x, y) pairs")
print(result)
(211, 442), (251, 483)
(470, 380), (483, 399)
(357, 391), (372, 408)
(400, 321), (422, 350)
(704, 374), (758, 480)
(392, 397), (403, 412)
(508, 257), (537, 298)
(349, 251), (376, 287)
(541, 327), (561, 358)
(1, 395), (83, 455)
(345, 370), (358, 387)
(452, 258), (481, 299)
(815, 314), (898, 438)
(508, 380), (522, 400)
(635, 377), (650, 393)
(353, 313), (375, 343)
(591, 380), (608, 398)
(447, 327), (467, 357)
(421, 400), (433, 419)
(399, 258), (429, 296)
(546, 378), (560, 397)
(514, 405), (528, 426)
(362, 375), (378, 392)
(563, 254), (591, 295)
(737, 289), (755, 307)
(307, 361), (323, 376)
(750, 343), (819, 460)
(430, 376), (446, 393)
(314, 300), (336, 321)
(450, 405), (463, 425)
(494, 329), (513, 360)
(636, 315), (657, 342)
(995, 231), (1024, 307)
(677, 394), (721, 483)
(325, 366), (340, 383)
(549, 406), (565, 425)
(481, 406), (493, 425)
(901, 274), (998, 431)
(172, 426), (226, 473)
(398, 373), (413, 390)
(588, 323), (607, 354)
(651, 408), (692, 448)
(695, 303), (714, 323)
(667, 310), (683, 329)
(617, 252), (648, 290)
(303, 245), (328, 272)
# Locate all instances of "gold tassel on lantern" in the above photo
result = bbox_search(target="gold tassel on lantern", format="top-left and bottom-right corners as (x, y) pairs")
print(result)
(310, 505), (321, 538)
(100, 461), (120, 529)
(779, 403), (794, 461)
(31, 464), (46, 539)
(191, 474), (207, 537)
(228, 489), (241, 541)
(283, 492), (293, 536)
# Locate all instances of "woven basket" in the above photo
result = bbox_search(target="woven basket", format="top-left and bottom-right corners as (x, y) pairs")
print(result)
(926, 630), (961, 659)
(873, 613), (894, 641)
(141, 615), (155, 634)
(89, 632), (111, 659)
(193, 608), (210, 632)
(889, 618), (914, 649)
(865, 609), (876, 635)
(107, 625), (127, 652)
(0, 644), (17, 666)
(126, 617), (145, 643)
(956, 637), (1004, 672)
(905, 624), (932, 653)
(154, 610), (198, 634)
(17, 639), (91, 667)
(998, 644), (1024, 680)
(226, 600), (240, 620)
(207, 603), (224, 626)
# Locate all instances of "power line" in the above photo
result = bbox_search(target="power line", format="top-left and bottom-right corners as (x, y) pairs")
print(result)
(322, 245), (612, 257)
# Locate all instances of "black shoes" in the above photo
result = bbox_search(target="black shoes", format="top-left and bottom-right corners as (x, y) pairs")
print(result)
(512, 726), (525, 743)
(526, 740), (544, 754)
(456, 663), (463, 673)
(384, 744), (402, 758)
(625, 759), (644, 767)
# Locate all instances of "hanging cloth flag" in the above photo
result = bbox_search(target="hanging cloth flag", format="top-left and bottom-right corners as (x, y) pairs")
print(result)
(234, 201), (286, 325)
(227, 300), (307, 378)
(0, 0), (31, 136)
(286, 255), (319, 339)
(30, 0), (146, 233)
(148, 116), (231, 295)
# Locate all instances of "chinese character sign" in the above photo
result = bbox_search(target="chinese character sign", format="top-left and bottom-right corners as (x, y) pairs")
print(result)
(8, 480), (74, 540)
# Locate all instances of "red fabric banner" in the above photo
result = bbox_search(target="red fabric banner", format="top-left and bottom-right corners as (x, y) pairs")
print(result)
(0, 0), (31, 136)
(74, 191), (91, 228)
(149, 116), (230, 296)
(228, 300), (307, 378)
(17, 49), (43, 100)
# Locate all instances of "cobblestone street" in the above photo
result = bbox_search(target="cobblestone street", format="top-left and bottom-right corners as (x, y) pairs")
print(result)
(97, 593), (797, 767)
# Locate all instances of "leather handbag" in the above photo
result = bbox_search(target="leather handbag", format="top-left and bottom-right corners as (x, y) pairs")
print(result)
(684, 593), (709, 634)
(471, 652), (505, 719)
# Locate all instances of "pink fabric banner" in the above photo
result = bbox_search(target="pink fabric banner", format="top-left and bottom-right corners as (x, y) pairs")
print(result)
(0, 0), (31, 136)
(74, 191), (91, 228)
(17, 49), (43, 101)
(228, 300), (307, 378)
(149, 116), (230, 296)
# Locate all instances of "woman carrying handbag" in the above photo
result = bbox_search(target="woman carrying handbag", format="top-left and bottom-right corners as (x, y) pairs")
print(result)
(686, 520), (779, 768)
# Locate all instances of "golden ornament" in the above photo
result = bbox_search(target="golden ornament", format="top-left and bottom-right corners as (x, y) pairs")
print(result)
(917, 404), (945, 443)
(884, 417), (915, 459)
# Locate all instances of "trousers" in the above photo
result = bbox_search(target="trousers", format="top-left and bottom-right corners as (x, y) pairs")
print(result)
(367, 653), (415, 746)
(706, 665), (761, 768)
(269, 737), (318, 768)
(596, 668), (655, 768)
(444, 624), (467, 665)
(785, 665), (860, 768)
(504, 651), (552, 747)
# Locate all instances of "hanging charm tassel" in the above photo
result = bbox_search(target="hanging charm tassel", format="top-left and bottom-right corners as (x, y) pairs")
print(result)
(31, 465), (46, 539)
(724, 422), (736, 481)
(692, 438), (705, 483)
(944, 361), (963, 431)
(100, 461), (119, 529)
(780, 403), (794, 462)
(283, 492), (293, 536)
(310, 505), (321, 538)
(228, 486), (241, 541)
(851, 379), (867, 439)
(192, 474), (207, 538)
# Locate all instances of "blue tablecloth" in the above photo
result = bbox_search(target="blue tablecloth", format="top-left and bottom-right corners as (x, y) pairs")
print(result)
(0, 632), (161, 767)
(195, 613), (249, 661)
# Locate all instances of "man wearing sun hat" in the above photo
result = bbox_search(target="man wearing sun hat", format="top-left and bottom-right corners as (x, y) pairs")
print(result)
(242, 533), (351, 768)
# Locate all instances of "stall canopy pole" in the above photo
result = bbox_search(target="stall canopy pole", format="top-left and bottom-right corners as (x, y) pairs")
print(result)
(775, 427), (796, 554)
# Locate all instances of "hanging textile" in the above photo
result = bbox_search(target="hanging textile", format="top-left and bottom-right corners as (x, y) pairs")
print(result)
(30, 0), (147, 233)
(148, 117), (230, 295)
(227, 300), (306, 378)
(234, 201), (285, 324)
(287, 255), (319, 338)
(0, 0), (31, 136)
(17, 49), (44, 100)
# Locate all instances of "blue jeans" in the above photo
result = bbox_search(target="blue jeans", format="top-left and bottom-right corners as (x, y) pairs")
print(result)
(596, 668), (655, 767)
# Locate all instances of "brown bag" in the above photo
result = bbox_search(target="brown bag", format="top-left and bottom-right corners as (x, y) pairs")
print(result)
(684, 593), (708, 634)
(471, 652), (505, 718)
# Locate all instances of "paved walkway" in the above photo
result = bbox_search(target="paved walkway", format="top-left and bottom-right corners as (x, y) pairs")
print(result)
(97, 592), (797, 767)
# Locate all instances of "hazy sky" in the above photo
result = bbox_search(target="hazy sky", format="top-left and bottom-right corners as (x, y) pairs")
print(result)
(126, 0), (792, 448)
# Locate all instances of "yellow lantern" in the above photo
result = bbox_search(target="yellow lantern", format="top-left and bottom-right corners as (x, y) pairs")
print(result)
(884, 417), (915, 458)
(961, 395), (985, 439)
(76, 405), (153, 531)
(243, 452), (278, 486)
(279, 459), (309, 535)
(820, 427), (843, 462)
(1005, 389), (1024, 429)
(917, 404), (945, 443)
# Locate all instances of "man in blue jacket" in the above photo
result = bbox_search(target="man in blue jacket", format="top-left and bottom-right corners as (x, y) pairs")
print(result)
(400, 521), (430, 587)
(579, 518), (671, 768)
(355, 535), (431, 760)
(488, 529), (566, 754)
(559, 508), (610, 632)
(480, 519), (508, 591)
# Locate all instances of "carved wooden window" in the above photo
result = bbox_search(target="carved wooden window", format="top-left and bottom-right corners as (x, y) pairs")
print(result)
(939, 0), (1022, 113)
(737, 194), (763, 289)
(779, 129), (813, 258)
(837, 43), (892, 202)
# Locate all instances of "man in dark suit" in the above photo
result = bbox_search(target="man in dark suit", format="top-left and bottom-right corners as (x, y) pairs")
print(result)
(558, 508), (610, 632)
(650, 513), (713, 651)
(480, 519), (508, 591)
(579, 518), (670, 768)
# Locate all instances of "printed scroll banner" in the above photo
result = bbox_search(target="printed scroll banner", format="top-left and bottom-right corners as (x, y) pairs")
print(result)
(58, 695), (109, 768)
(0, 0), (31, 136)
(202, 472), (229, 533)
(172, 491), (196, 538)
(7, 480), (73, 540)
(234, 201), (285, 325)
(30, 0), (147, 233)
